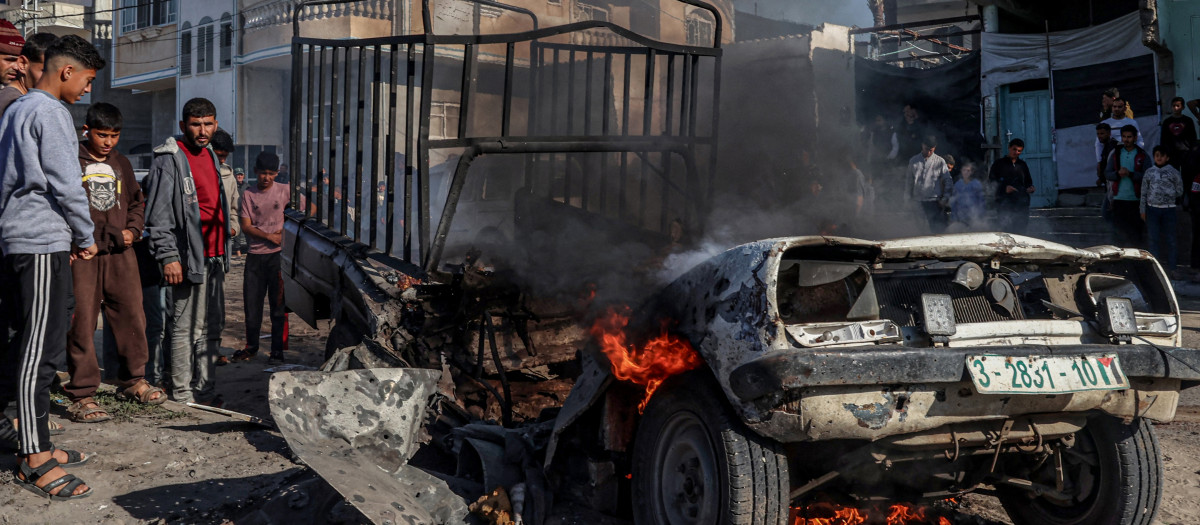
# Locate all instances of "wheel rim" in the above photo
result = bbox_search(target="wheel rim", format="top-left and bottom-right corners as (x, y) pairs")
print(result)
(1018, 425), (1105, 524)
(650, 409), (720, 525)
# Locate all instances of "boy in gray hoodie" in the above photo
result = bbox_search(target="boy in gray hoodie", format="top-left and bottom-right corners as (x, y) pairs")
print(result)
(0, 34), (103, 500)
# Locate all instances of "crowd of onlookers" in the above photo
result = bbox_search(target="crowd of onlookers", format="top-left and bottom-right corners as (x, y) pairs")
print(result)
(804, 87), (1200, 280)
(0, 22), (291, 501)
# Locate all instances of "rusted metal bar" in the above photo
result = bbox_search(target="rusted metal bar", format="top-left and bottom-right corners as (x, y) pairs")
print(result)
(326, 46), (340, 227)
(502, 42), (514, 136)
(404, 44), (417, 261)
(304, 44), (314, 214)
(418, 42), (434, 264)
(315, 45), (326, 221)
(619, 53), (631, 220)
(662, 53), (675, 231)
(369, 45), (382, 248)
(289, 41), (301, 208)
(600, 52), (612, 213)
(459, 44), (476, 140)
(384, 43), (399, 256)
(639, 49), (655, 228)
(353, 45), (367, 243)
(340, 46), (353, 236)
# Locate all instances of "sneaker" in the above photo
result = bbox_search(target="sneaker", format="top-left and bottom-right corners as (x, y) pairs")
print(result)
(267, 354), (285, 365)
(215, 355), (231, 366)
(232, 348), (257, 362)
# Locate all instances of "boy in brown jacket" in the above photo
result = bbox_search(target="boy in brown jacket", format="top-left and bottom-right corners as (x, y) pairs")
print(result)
(63, 102), (163, 423)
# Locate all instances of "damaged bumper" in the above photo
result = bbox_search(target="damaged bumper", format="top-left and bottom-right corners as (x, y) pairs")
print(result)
(729, 344), (1198, 442)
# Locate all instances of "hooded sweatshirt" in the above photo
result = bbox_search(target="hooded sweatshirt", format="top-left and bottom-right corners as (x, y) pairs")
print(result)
(143, 136), (240, 284)
(78, 143), (144, 254)
(0, 89), (94, 254)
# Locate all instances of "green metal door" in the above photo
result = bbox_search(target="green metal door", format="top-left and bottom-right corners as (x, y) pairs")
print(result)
(1001, 87), (1057, 208)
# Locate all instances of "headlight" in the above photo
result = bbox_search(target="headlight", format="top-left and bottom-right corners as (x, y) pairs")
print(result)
(921, 293), (956, 336)
(1099, 296), (1138, 336)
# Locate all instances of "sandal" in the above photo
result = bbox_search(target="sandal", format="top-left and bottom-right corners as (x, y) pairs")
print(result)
(66, 398), (112, 423)
(53, 447), (90, 467)
(118, 379), (167, 406)
(14, 457), (92, 501)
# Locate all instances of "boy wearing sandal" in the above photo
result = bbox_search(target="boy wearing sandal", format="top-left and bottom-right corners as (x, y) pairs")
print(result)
(0, 35), (105, 501)
(62, 102), (164, 424)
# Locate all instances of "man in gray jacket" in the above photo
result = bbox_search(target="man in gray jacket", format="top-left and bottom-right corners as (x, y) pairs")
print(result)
(143, 98), (240, 405)
(907, 134), (953, 233)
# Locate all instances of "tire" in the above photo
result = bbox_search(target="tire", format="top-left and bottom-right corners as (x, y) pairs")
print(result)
(999, 415), (1162, 525)
(632, 374), (790, 525)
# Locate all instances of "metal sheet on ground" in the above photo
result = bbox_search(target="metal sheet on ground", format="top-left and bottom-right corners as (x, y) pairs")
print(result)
(268, 368), (468, 524)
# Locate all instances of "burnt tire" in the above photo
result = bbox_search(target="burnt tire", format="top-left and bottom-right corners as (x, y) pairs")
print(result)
(632, 374), (789, 525)
(999, 415), (1162, 525)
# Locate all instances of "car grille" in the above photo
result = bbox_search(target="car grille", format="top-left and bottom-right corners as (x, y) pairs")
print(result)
(873, 275), (1021, 327)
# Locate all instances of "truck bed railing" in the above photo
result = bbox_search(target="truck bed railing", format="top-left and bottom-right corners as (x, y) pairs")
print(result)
(288, 0), (722, 272)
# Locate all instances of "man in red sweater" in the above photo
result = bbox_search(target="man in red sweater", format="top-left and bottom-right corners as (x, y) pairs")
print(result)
(143, 98), (240, 406)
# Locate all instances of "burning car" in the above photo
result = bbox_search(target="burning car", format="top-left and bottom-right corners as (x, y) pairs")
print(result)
(593, 232), (1195, 525)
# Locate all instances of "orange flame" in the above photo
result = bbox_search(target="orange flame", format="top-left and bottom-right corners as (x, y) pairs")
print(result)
(791, 502), (949, 525)
(589, 306), (702, 413)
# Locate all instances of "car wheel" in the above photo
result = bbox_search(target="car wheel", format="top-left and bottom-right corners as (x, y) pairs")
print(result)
(632, 374), (790, 525)
(999, 415), (1162, 525)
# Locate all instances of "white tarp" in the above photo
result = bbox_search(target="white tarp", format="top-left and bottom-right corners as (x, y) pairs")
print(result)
(980, 12), (1151, 96)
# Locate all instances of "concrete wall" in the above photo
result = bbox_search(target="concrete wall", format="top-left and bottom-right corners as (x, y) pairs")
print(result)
(1159, 0), (1200, 108)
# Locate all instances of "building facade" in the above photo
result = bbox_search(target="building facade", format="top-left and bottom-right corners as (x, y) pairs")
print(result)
(105, 0), (733, 175)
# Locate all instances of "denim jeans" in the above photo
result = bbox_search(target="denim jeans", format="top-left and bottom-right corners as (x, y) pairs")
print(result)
(167, 258), (225, 404)
(1145, 206), (1178, 270)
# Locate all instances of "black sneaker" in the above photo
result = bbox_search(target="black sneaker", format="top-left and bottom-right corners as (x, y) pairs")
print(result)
(267, 354), (285, 365)
(231, 348), (257, 362)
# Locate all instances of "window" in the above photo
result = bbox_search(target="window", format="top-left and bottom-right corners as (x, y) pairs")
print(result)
(575, 2), (609, 22)
(429, 102), (461, 139)
(120, 0), (176, 34)
(685, 11), (714, 46)
(196, 17), (214, 73)
(219, 13), (233, 69)
(179, 22), (192, 75)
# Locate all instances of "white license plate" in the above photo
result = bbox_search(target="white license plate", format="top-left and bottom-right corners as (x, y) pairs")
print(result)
(965, 354), (1128, 394)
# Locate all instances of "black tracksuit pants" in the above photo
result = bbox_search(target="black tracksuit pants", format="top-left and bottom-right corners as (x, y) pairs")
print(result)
(243, 252), (288, 355)
(0, 253), (73, 455)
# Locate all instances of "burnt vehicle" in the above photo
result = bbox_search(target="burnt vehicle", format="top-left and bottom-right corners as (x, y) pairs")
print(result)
(273, 2), (1200, 525)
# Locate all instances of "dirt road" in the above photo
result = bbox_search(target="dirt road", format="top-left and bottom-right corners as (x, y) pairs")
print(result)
(2, 261), (1200, 524)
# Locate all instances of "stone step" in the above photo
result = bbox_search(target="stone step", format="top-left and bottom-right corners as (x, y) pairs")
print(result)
(1029, 206), (1104, 219)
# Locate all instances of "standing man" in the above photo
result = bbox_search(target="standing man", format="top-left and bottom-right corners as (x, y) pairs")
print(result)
(0, 20), (24, 90)
(1105, 125), (1150, 247)
(232, 152), (289, 364)
(907, 135), (952, 233)
(988, 138), (1035, 234)
(0, 33), (55, 116)
(63, 103), (163, 424)
(144, 98), (240, 406)
(207, 129), (236, 364)
(0, 34), (104, 500)
(1161, 97), (1196, 169)
(1101, 98), (1143, 148)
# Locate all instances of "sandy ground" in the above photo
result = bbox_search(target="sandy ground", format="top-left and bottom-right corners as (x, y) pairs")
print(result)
(2, 261), (1200, 524)
(0, 256), (334, 525)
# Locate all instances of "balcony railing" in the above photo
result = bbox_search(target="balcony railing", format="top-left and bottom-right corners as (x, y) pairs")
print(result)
(244, 0), (392, 32)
